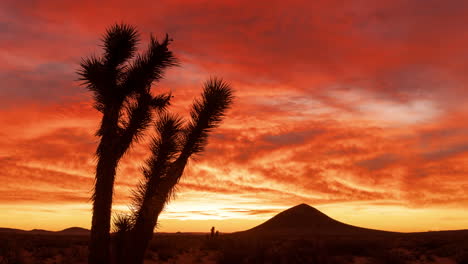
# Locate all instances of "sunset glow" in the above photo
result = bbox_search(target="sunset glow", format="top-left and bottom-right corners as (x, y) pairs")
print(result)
(1, 0), (468, 233)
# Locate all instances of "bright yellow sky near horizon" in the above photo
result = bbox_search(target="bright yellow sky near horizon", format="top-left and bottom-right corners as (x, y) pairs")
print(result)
(2, 202), (467, 233)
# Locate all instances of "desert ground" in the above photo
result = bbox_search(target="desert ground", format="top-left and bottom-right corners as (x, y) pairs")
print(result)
(1, 231), (468, 264)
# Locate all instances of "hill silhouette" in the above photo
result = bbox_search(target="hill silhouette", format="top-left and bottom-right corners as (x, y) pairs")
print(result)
(57, 227), (90, 235)
(236, 203), (393, 237)
(29, 229), (53, 235)
(0, 227), (25, 233)
(0, 227), (90, 235)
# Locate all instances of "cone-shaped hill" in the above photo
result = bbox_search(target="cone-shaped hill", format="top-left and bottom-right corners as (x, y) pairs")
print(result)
(235, 204), (393, 237)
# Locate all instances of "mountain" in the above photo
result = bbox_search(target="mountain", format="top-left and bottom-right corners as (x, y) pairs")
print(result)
(0, 227), (90, 235)
(29, 229), (53, 235)
(0, 227), (26, 233)
(57, 227), (90, 235)
(0, 228), (52, 234)
(236, 203), (393, 237)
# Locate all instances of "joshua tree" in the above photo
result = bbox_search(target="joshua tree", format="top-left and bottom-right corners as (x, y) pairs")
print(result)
(118, 78), (233, 264)
(78, 24), (176, 264)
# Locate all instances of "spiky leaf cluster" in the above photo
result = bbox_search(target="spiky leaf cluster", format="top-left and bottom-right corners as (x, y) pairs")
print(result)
(122, 35), (178, 96)
(113, 213), (135, 233)
(78, 23), (176, 115)
(182, 78), (234, 158)
(102, 24), (139, 68)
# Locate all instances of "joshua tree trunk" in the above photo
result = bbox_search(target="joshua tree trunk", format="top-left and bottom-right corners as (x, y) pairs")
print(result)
(127, 162), (186, 264)
(88, 105), (121, 264)
(89, 156), (118, 264)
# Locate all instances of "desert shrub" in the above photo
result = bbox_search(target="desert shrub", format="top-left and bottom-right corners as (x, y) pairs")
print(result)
(325, 237), (387, 257)
(148, 240), (179, 261)
(431, 244), (458, 257)
(34, 247), (60, 260)
(456, 250), (468, 264)
(146, 234), (205, 261)
(0, 238), (27, 264)
(217, 237), (343, 264)
(419, 239), (445, 252)
(217, 238), (252, 264)
(373, 250), (408, 264)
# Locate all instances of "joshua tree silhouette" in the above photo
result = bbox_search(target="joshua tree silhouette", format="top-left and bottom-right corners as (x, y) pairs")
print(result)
(78, 24), (176, 264)
(121, 78), (233, 264)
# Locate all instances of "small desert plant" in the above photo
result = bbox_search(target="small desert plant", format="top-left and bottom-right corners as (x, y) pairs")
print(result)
(456, 250), (468, 264)
(211, 226), (215, 238)
(113, 213), (134, 264)
(0, 240), (26, 264)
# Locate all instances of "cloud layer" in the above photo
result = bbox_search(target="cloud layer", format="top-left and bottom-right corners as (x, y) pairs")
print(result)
(1, 0), (468, 232)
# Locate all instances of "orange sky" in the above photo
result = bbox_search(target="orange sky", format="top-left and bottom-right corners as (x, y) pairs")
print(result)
(1, 0), (468, 233)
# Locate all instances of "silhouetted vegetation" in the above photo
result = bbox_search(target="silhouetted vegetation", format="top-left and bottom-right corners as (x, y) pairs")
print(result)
(79, 23), (176, 264)
(79, 23), (233, 264)
(117, 79), (233, 264)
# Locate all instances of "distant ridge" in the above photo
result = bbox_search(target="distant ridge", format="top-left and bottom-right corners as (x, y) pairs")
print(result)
(0, 227), (25, 233)
(0, 227), (90, 235)
(236, 203), (393, 237)
(29, 229), (53, 235)
(57, 227), (90, 235)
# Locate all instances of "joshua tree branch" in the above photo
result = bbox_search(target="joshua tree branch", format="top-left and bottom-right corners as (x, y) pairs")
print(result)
(124, 79), (233, 264)
(116, 92), (154, 157)
(121, 34), (177, 96)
